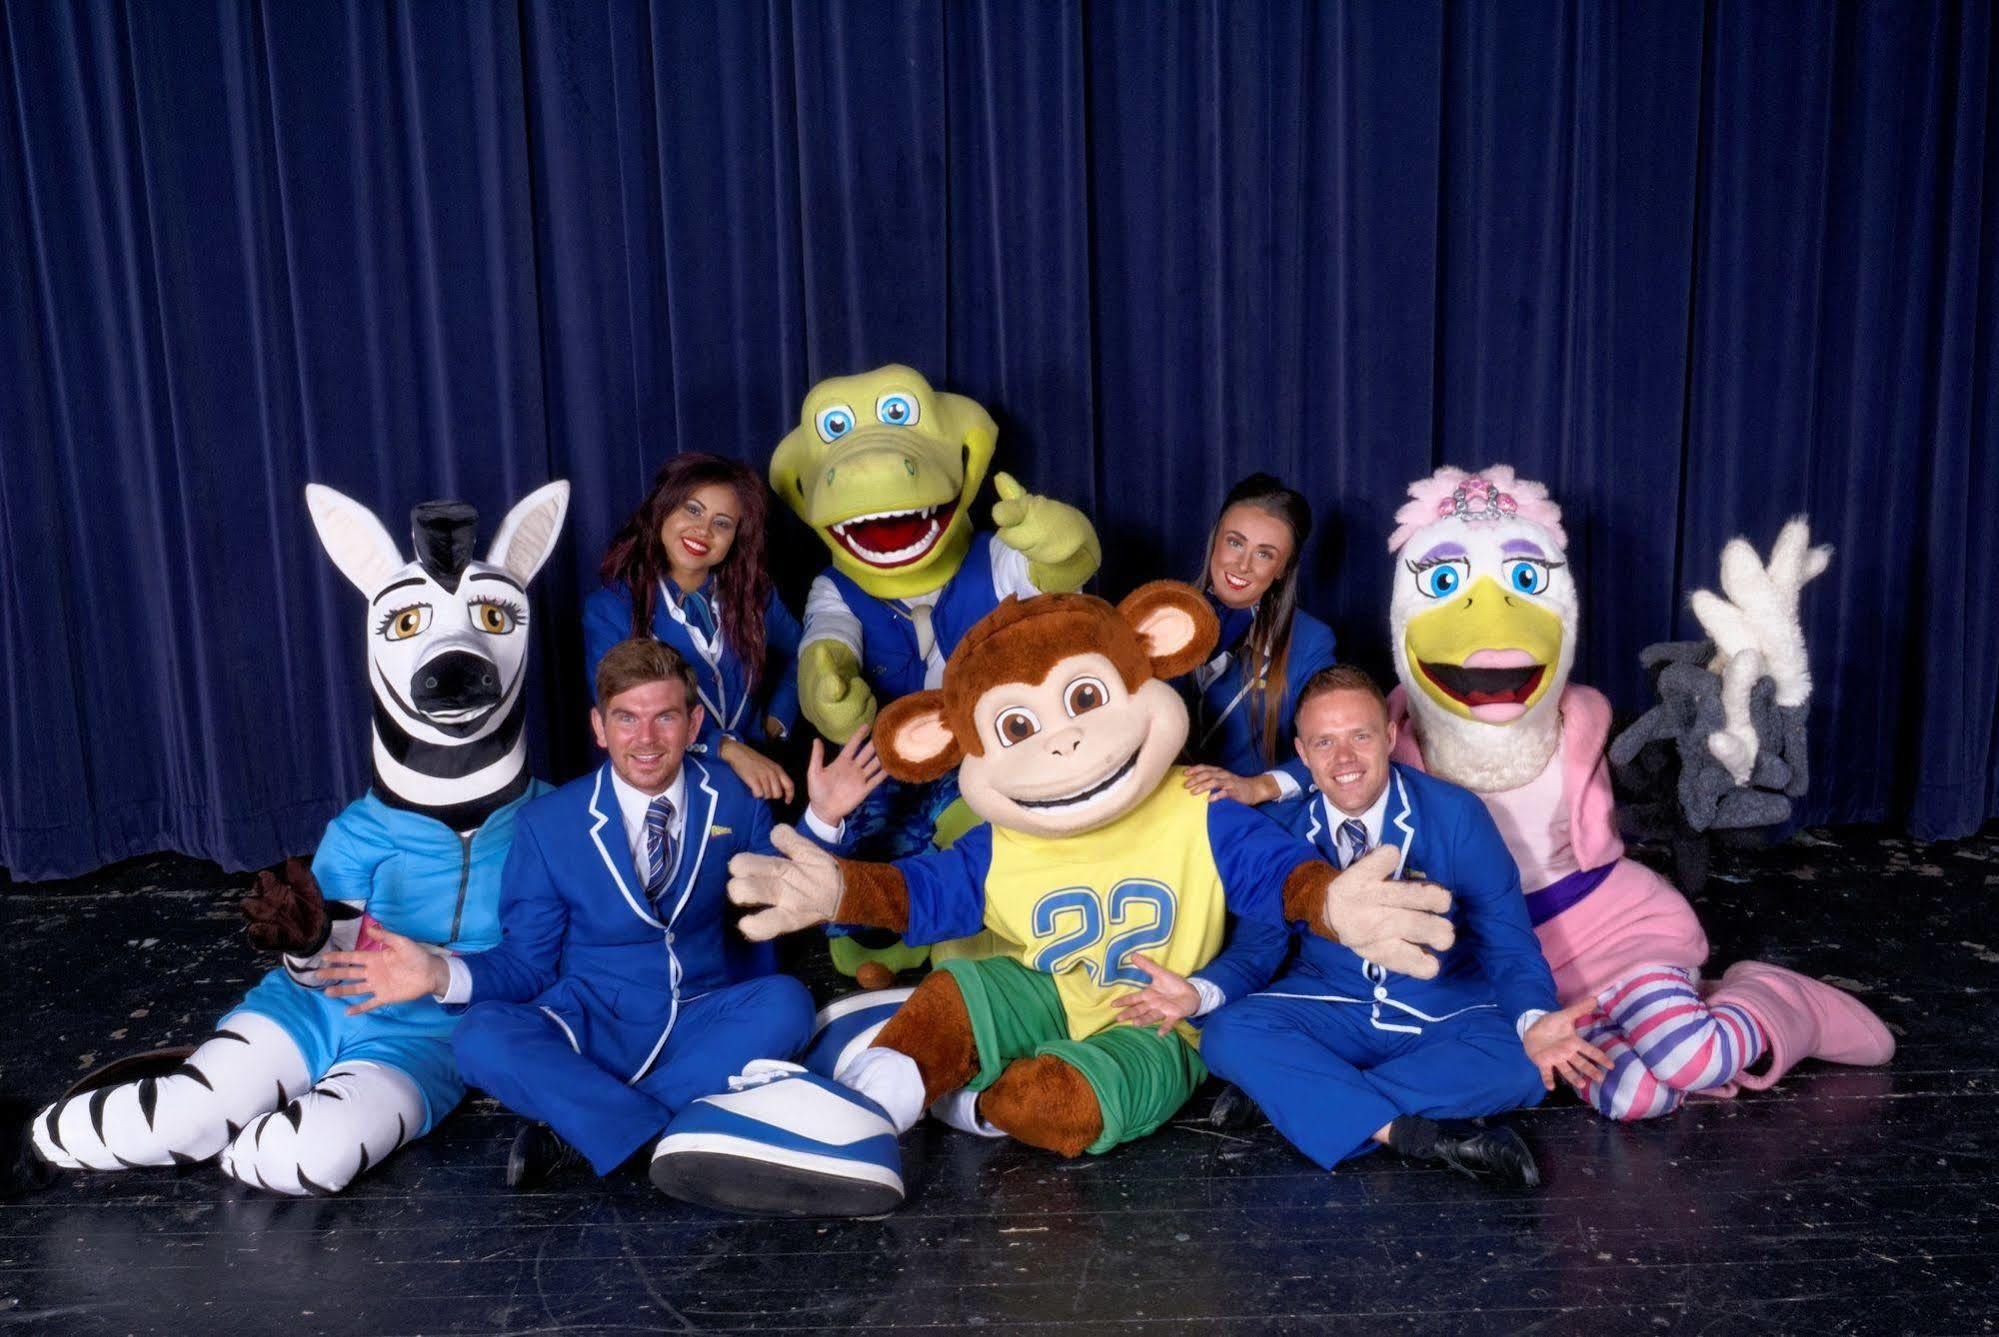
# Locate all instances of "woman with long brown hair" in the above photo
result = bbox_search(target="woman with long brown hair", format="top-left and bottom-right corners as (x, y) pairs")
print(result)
(1181, 472), (1337, 807)
(585, 453), (804, 802)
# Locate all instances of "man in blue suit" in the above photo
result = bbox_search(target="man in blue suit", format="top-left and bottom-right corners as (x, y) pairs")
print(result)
(320, 637), (883, 1188)
(1201, 665), (1608, 1189)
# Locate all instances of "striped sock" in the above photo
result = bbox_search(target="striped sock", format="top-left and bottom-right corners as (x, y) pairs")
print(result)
(1574, 1008), (1684, 1121)
(1598, 966), (1768, 1094)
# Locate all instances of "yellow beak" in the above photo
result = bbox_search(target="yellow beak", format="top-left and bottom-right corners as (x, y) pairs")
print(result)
(1402, 577), (1564, 720)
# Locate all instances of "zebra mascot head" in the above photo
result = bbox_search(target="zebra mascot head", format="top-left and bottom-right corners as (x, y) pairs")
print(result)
(305, 481), (571, 829)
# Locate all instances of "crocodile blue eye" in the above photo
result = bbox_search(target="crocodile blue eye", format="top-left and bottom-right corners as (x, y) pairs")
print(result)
(1417, 564), (1463, 599)
(1504, 560), (1549, 595)
(875, 392), (920, 427)
(815, 404), (856, 443)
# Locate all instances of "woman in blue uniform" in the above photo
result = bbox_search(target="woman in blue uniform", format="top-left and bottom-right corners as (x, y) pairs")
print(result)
(1180, 473), (1337, 809)
(587, 454), (803, 803)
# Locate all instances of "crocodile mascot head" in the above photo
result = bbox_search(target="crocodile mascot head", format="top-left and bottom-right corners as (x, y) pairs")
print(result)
(1387, 466), (1578, 792)
(769, 364), (999, 602)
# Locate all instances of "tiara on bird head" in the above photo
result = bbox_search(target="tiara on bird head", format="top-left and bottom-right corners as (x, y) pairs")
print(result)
(1387, 465), (1567, 553)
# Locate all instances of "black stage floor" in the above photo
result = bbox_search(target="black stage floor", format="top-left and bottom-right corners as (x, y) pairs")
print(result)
(2, 827), (1995, 1335)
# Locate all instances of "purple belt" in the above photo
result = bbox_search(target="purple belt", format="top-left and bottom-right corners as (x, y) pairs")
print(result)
(1525, 862), (1616, 926)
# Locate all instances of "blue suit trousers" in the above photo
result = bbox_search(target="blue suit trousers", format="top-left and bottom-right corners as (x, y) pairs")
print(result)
(453, 974), (812, 1174)
(1201, 991), (1545, 1170)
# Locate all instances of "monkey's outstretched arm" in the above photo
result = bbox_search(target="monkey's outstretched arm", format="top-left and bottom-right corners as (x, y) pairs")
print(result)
(727, 825), (991, 944)
(1281, 849), (1456, 981)
(830, 861), (909, 932)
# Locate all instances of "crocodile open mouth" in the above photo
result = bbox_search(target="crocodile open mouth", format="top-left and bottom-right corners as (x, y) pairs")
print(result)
(828, 501), (959, 567)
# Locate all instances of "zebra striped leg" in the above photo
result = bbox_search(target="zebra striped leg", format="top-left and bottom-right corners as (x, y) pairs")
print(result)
(32, 1011), (309, 1170)
(219, 1060), (423, 1197)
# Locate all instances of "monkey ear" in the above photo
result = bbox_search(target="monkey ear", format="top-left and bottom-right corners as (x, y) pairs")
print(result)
(872, 691), (964, 783)
(1117, 581), (1219, 679)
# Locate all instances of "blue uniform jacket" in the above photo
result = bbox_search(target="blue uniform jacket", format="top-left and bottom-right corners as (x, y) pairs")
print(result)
(583, 582), (802, 750)
(459, 758), (840, 1083)
(1182, 602), (1336, 795)
(822, 531), (1008, 701)
(1269, 763), (1559, 1034)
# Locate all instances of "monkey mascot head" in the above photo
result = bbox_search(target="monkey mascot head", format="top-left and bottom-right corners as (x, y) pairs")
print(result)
(866, 583), (1218, 833)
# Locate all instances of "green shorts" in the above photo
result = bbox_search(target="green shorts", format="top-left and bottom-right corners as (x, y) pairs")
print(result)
(936, 955), (1206, 1155)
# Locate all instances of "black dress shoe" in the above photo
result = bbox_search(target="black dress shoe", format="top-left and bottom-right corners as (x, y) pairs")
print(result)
(1207, 1083), (1266, 1131)
(1387, 1115), (1540, 1191)
(506, 1123), (588, 1190)
(1430, 1125), (1540, 1191)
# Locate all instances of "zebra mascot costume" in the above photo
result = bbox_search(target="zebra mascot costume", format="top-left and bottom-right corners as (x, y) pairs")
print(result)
(32, 481), (569, 1195)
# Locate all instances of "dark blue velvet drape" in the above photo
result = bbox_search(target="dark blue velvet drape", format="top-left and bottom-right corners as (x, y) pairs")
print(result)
(3, 1), (1994, 881)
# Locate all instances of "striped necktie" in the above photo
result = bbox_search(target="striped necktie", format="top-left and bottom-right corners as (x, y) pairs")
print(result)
(1338, 818), (1370, 869)
(644, 794), (677, 907)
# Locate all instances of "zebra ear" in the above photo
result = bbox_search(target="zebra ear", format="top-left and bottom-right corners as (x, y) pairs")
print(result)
(487, 480), (570, 586)
(305, 484), (407, 595)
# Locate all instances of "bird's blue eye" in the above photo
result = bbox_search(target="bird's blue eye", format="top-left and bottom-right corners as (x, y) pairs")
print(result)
(1417, 563), (1464, 599)
(875, 392), (920, 428)
(1504, 560), (1549, 595)
(815, 404), (856, 443)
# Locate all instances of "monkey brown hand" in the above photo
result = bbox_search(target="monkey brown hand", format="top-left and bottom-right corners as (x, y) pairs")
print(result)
(1319, 846), (1455, 980)
(727, 825), (845, 941)
(241, 857), (329, 955)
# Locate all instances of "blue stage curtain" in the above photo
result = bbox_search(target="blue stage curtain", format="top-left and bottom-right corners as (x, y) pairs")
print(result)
(2, 1), (1993, 881)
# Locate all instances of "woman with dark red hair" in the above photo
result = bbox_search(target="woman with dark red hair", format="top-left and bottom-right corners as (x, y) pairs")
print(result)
(586, 453), (804, 802)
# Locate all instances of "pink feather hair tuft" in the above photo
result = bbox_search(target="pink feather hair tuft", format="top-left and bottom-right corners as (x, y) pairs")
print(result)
(1386, 464), (1567, 553)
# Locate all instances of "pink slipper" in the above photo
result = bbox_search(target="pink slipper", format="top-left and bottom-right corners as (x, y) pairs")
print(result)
(1706, 959), (1895, 1091)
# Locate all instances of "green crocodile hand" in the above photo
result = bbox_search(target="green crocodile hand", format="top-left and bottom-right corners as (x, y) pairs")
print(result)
(991, 471), (1102, 593)
(798, 639), (877, 744)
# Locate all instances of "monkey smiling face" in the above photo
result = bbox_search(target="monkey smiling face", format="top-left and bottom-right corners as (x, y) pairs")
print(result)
(871, 586), (1219, 839)
(960, 653), (1187, 837)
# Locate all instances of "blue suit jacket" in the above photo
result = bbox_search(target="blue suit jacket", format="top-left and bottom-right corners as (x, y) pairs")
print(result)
(583, 582), (802, 750)
(1184, 605), (1337, 794)
(1271, 763), (1559, 1034)
(821, 531), (1007, 701)
(461, 758), (834, 1082)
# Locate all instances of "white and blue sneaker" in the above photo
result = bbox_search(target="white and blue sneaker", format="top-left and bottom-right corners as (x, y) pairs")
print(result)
(649, 1061), (905, 1217)
(799, 988), (916, 1080)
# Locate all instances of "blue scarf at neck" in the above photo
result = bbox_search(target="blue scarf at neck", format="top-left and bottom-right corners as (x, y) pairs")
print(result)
(1205, 591), (1255, 658)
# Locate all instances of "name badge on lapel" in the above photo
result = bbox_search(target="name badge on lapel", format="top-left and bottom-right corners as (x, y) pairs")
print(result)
(709, 825), (733, 838)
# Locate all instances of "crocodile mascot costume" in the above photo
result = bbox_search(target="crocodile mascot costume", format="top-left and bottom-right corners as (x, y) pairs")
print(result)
(774, 365), (1101, 983)
(31, 482), (568, 1193)
(1383, 465), (1891, 1121)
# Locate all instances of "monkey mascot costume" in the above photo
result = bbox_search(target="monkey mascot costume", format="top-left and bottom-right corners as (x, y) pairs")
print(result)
(774, 365), (1102, 983)
(1382, 465), (1891, 1121)
(644, 582), (1459, 1216)
(31, 482), (569, 1194)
